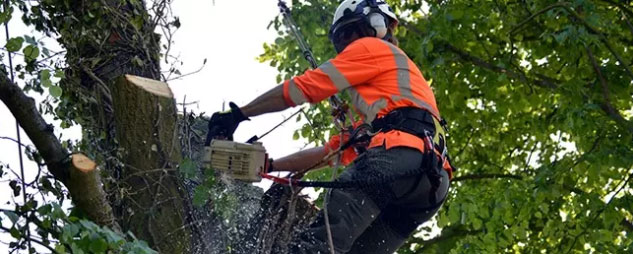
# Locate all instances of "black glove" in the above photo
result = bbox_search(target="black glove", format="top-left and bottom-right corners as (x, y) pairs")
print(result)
(205, 102), (249, 145)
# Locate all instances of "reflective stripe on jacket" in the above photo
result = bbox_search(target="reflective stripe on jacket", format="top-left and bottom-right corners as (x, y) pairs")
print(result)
(282, 37), (450, 175)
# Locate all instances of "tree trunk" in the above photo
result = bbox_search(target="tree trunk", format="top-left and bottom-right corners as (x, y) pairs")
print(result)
(111, 75), (190, 253)
(10, 1), (317, 252)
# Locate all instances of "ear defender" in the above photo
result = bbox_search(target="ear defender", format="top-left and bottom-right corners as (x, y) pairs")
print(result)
(368, 13), (387, 38)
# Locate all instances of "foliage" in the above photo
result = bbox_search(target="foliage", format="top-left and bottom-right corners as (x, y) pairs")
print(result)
(259, 0), (633, 253)
(2, 0), (632, 253)
(0, 164), (154, 253)
(0, 0), (182, 252)
(190, 166), (239, 221)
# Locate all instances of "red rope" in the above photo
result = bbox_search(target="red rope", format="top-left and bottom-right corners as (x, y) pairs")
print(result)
(260, 172), (297, 186)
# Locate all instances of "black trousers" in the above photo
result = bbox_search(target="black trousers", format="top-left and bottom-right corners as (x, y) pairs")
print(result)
(290, 146), (450, 254)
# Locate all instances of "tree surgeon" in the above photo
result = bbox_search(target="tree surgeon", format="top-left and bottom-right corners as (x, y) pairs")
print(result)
(207, 0), (453, 253)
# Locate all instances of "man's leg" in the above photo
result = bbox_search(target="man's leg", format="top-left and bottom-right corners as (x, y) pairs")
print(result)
(290, 147), (397, 253)
(291, 186), (382, 253)
(348, 160), (450, 254)
(345, 207), (414, 254)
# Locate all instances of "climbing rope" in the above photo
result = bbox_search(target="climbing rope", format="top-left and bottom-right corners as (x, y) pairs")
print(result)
(3, 0), (32, 251)
(276, 1), (349, 252)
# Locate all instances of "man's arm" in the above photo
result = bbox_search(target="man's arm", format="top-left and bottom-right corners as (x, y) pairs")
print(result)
(271, 146), (329, 172)
(240, 84), (289, 118)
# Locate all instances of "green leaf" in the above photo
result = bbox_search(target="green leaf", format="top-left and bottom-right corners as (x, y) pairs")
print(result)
(472, 217), (483, 230)
(23, 45), (39, 61)
(49, 86), (63, 98)
(192, 186), (210, 207)
(89, 238), (108, 253)
(37, 204), (52, 214)
(301, 126), (310, 138)
(51, 203), (66, 219)
(42, 79), (53, 88)
(448, 206), (460, 224)
(41, 69), (51, 80)
(24, 36), (37, 45)
(55, 245), (66, 253)
(54, 69), (65, 79)
(450, 10), (464, 20)
(5, 37), (24, 52)
(179, 158), (197, 178)
(41, 70), (52, 87)
(9, 227), (20, 238)
(103, 228), (124, 244)
(79, 220), (98, 231)
(3, 210), (19, 224)
(0, 7), (11, 23)
(132, 56), (144, 67)
(131, 15), (144, 30)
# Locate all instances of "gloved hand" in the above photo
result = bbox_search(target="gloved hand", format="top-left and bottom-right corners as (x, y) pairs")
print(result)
(205, 102), (249, 145)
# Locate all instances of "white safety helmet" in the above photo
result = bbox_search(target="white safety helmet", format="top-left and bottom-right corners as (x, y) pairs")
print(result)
(329, 0), (398, 41)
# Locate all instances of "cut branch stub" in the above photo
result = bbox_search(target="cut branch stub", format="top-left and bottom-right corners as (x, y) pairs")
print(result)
(72, 153), (97, 173)
(66, 153), (121, 232)
(0, 71), (121, 232)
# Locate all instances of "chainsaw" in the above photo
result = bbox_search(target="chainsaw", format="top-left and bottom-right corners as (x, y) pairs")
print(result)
(202, 140), (267, 182)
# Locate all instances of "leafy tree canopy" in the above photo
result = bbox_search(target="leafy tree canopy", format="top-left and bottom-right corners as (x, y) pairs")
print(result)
(259, 0), (633, 253)
(0, 0), (632, 253)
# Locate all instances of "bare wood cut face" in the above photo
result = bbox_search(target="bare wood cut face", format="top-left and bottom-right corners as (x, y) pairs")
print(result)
(72, 153), (97, 173)
(124, 74), (174, 98)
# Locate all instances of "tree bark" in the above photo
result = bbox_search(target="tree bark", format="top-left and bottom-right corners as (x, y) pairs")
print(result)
(0, 71), (120, 231)
(111, 75), (190, 253)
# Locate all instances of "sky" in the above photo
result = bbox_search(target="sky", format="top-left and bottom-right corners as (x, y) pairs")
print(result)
(168, 0), (306, 157)
(0, 0), (308, 252)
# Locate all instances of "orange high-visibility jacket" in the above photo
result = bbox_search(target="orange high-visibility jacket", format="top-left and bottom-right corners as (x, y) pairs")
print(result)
(283, 37), (450, 176)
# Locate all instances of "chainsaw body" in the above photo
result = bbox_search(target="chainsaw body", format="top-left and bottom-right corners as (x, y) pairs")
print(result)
(203, 140), (266, 182)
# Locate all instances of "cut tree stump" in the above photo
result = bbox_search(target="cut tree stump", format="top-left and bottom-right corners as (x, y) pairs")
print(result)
(111, 74), (190, 253)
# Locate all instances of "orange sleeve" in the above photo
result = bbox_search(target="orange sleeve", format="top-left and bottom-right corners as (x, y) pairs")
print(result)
(282, 80), (295, 107)
(284, 39), (382, 105)
(325, 133), (358, 166)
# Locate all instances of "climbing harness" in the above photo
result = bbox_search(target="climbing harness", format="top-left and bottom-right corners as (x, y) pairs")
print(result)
(259, 120), (450, 189)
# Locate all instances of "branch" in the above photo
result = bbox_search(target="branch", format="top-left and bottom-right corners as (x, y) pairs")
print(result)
(622, 219), (633, 232)
(624, 11), (633, 37)
(0, 225), (59, 254)
(444, 43), (558, 89)
(452, 173), (523, 182)
(407, 226), (482, 252)
(402, 20), (633, 136)
(400, 21), (559, 89)
(562, 5), (633, 80)
(0, 136), (35, 153)
(0, 71), (121, 232)
(510, 1), (633, 79)
(598, 0), (633, 20)
(585, 46), (633, 135)
(565, 168), (633, 253)
(510, 2), (571, 34)
(0, 72), (68, 179)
